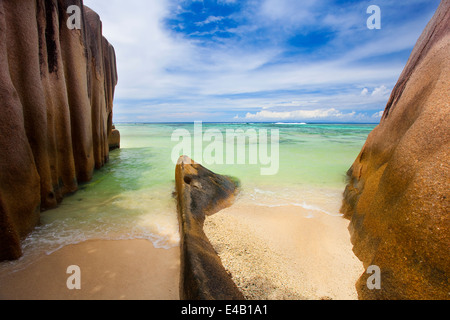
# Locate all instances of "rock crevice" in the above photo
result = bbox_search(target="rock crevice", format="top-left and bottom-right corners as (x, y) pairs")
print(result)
(0, 0), (118, 261)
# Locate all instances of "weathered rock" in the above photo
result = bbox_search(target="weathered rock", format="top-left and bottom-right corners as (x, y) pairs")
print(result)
(175, 156), (244, 300)
(108, 128), (121, 151)
(0, 0), (118, 261)
(341, 2), (449, 300)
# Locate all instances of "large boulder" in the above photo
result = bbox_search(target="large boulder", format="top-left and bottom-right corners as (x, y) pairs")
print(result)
(175, 156), (244, 300)
(0, 0), (118, 261)
(341, 2), (449, 300)
(109, 126), (121, 151)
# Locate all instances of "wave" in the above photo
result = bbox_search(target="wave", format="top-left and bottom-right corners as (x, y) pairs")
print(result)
(292, 202), (343, 217)
(246, 186), (343, 218)
(254, 202), (343, 217)
(275, 122), (308, 125)
(0, 224), (179, 276)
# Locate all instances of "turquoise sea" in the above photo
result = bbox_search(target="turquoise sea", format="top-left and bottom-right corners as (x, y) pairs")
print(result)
(0, 123), (376, 272)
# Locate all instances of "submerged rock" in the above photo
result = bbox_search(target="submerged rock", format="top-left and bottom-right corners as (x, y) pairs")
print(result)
(341, 2), (449, 300)
(175, 156), (244, 300)
(0, 1), (118, 261)
(109, 126), (121, 151)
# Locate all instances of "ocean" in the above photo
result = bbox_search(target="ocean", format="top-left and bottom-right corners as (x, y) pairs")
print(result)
(0, 123), (376, 272)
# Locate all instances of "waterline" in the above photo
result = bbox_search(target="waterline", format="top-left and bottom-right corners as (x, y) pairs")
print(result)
(0, 123), (375, 273)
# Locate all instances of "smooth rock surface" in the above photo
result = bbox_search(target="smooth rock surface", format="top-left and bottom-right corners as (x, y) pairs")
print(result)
(341, 2), (449, 300)
(175, 156), (244, 300)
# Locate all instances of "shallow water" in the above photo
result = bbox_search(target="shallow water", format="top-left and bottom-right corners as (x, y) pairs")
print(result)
(0, 123), (375, 272)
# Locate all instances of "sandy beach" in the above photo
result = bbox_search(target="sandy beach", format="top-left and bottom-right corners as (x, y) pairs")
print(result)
(0, 240), (180, 300)
(204, 203), (365, 300)
(0, 200), (364, 301)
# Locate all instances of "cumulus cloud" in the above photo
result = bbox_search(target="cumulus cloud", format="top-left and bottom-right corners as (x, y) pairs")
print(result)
(83, 0), (440, 123)
(372, 111), (385, 119)
(245, 108), (357, 121)
(371, 85), (390, 97)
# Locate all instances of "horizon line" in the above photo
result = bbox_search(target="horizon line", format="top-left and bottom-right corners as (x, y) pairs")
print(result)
(113, 121), (380, 125)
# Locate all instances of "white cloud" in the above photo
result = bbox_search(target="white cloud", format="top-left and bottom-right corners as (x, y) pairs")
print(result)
(372, 111), (385, 119)
(245, 108), (356, 121)
(218, 0), (238, 4)
(82, 0), (438, 122)
(195, 16), (225, 26)
(84, 0), (196, 99)
(259, 0), (319, 27)
(371, 85), (390, 97)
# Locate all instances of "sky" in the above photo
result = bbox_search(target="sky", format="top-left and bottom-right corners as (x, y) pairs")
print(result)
(83, 0), (441, 123)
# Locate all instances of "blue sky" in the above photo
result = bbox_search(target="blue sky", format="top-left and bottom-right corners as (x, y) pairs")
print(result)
(84, 0), (441, 123)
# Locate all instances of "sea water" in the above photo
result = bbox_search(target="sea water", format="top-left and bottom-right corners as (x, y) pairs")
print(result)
(0, 123), (375, 272)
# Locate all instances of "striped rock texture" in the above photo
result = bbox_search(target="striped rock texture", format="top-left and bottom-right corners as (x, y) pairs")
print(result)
(0, 0), (118, 261)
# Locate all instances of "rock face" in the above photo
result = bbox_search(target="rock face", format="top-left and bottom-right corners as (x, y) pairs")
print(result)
(341, 2), (449, 300)
(0, 0), (118, 261)
(108, 126), (121, 151)
(175, 156), (244, 300)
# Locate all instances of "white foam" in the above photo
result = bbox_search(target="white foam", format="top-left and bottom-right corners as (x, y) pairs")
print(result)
(292, 202), (344, 217)
(246, 185), (343, 218)
(275, 122), (307, 125)
(253, 188), (276, 195)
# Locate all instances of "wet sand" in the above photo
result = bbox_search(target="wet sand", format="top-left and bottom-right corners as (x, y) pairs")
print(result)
(204, 203), (365, 300)
(0, 204), (363, 301)
(0, 240), (180, 300)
